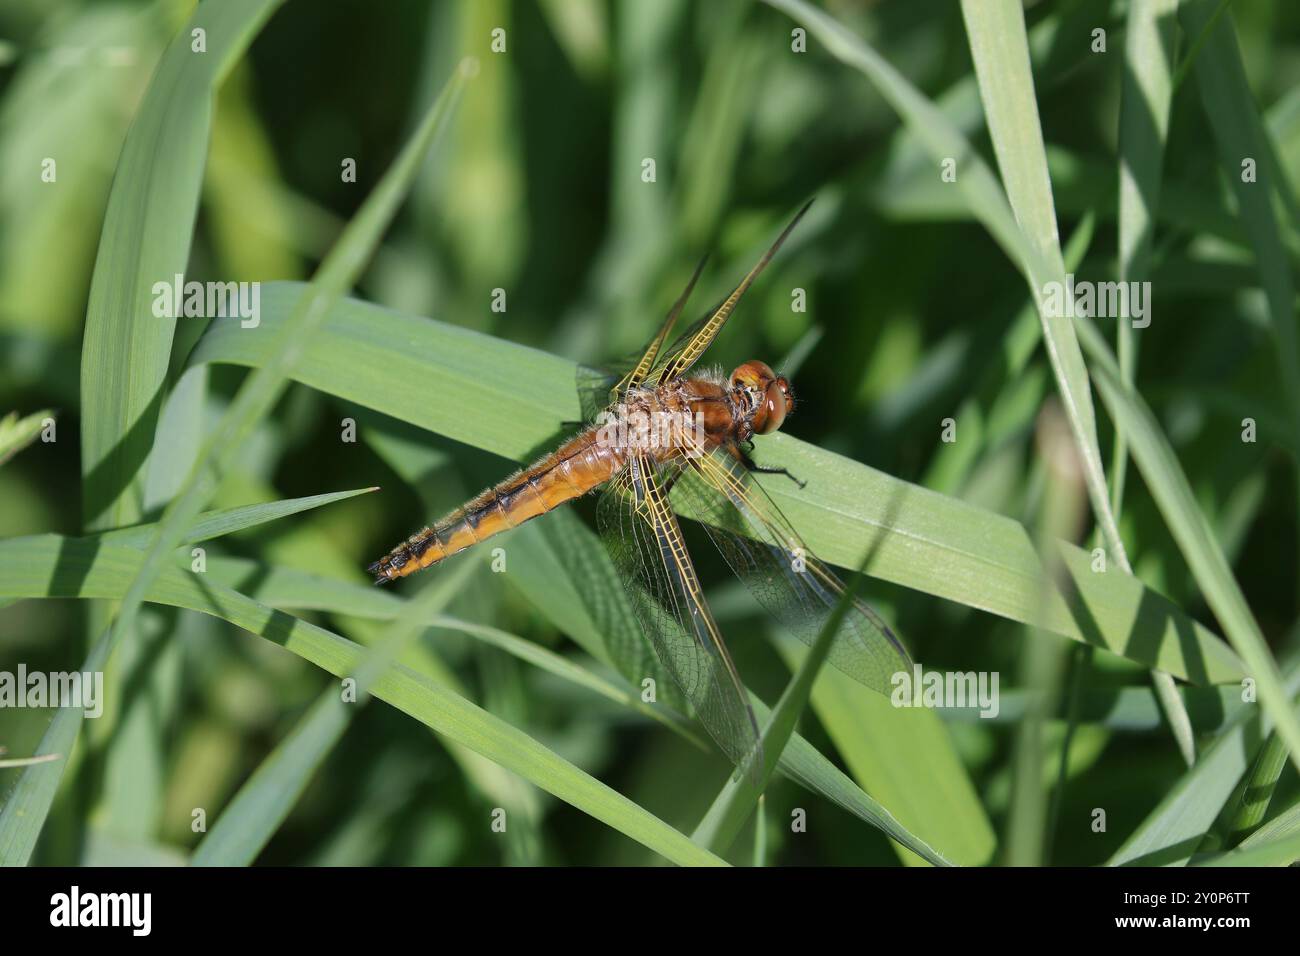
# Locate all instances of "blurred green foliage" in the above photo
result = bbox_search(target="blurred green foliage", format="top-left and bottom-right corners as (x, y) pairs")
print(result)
(2, 0), (1299, 865)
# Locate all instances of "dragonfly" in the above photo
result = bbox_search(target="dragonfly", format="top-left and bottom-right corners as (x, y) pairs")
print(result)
(369, 200), (912, 776)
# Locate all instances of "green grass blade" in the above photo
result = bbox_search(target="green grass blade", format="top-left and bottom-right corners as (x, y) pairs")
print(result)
(103, 488), (377, 550)
(0, 409), (52, 466)
(1115, 0), (1178, 517)
(1107, 651), (1300, 866)
(1118, 0), (1190, 770)
(79, 0), (284, 532)
(188, 286), (1242, 683)
(960, 0), (1194, 762)
(1223, 730), (1289, 846)
(762, 0), (1029, 270)
(1237, 794), (1300, 848)
(191, 690), (351, 866)
(0, 534), (725, 867)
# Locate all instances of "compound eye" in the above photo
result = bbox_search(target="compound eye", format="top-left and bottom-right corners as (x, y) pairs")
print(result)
(753, 382), (789, 434)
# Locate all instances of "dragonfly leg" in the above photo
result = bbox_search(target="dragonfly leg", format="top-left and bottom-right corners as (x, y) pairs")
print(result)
(731, 442), (806, 489)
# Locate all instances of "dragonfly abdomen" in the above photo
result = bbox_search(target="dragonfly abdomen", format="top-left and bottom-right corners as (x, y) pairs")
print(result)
(369, 427), (621, 582)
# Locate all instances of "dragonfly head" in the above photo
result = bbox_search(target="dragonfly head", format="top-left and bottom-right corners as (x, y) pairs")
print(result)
(730, 360), (794, 436)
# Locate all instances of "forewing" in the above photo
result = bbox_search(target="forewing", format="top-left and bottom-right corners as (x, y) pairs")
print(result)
(674, 447), (912, 694)
(574, 255), (711, 422)
(575, 362), (624, 423)
(596, 455), (761, 776)
(655, 199), (813, 384)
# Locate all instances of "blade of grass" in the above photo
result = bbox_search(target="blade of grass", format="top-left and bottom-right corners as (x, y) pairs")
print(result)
(773, 639), (982, 866)
(959, 0), (1195, 766)
(0, 534), (725, 866)
(79, 0), (284, 533)
(1116, 0), (1194, 769)
(1, 1), (285, 867)
(1237, 793), (1300, 847)
(1007, 404), (1087, 866)
(1191, 830), (1300, 867)
(1223, 730), (1288, 846)
(0, 409), (52, 466)
(103, 488), (378, 550)
(1115, 0), (1179, 521)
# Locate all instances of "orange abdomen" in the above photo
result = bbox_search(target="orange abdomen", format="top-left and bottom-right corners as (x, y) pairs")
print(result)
(369, 428), (621, 582)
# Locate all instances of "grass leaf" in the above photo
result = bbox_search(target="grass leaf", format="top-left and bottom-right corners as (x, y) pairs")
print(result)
(0, 409), (52, 467)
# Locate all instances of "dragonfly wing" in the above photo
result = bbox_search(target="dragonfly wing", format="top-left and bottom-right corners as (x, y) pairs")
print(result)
(574, 255), (711, 423)
(597, 454), (761, 775)
(655, 199), (814, 385)
(674, 446), (912, 694)
(575, 362), (623, 423)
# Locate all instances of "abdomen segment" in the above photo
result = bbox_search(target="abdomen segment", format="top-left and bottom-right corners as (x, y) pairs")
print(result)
(369, 428), (618, 582)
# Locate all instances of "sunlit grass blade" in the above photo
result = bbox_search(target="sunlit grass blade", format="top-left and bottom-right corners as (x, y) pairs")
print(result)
(763, 694), (955, 867)
(776, 638), (992, 866)
(1191, 830), (1300, 867)
(192, 557), (480, 866)
(1223, 730), (1289, 847)
(1236, 794), (1300, 848)
(762, 0), (1028, 268)
(959, 0), (1195, 763)
(103, 488), (377, 550)
(0, 534), (725, 866)
(1115, 0), (1179, 512)
(0, 753), (60, 770)
(0, 409), (52, 467)
(79, 0), (284, 533)
(1111, 5), (1179, 775)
